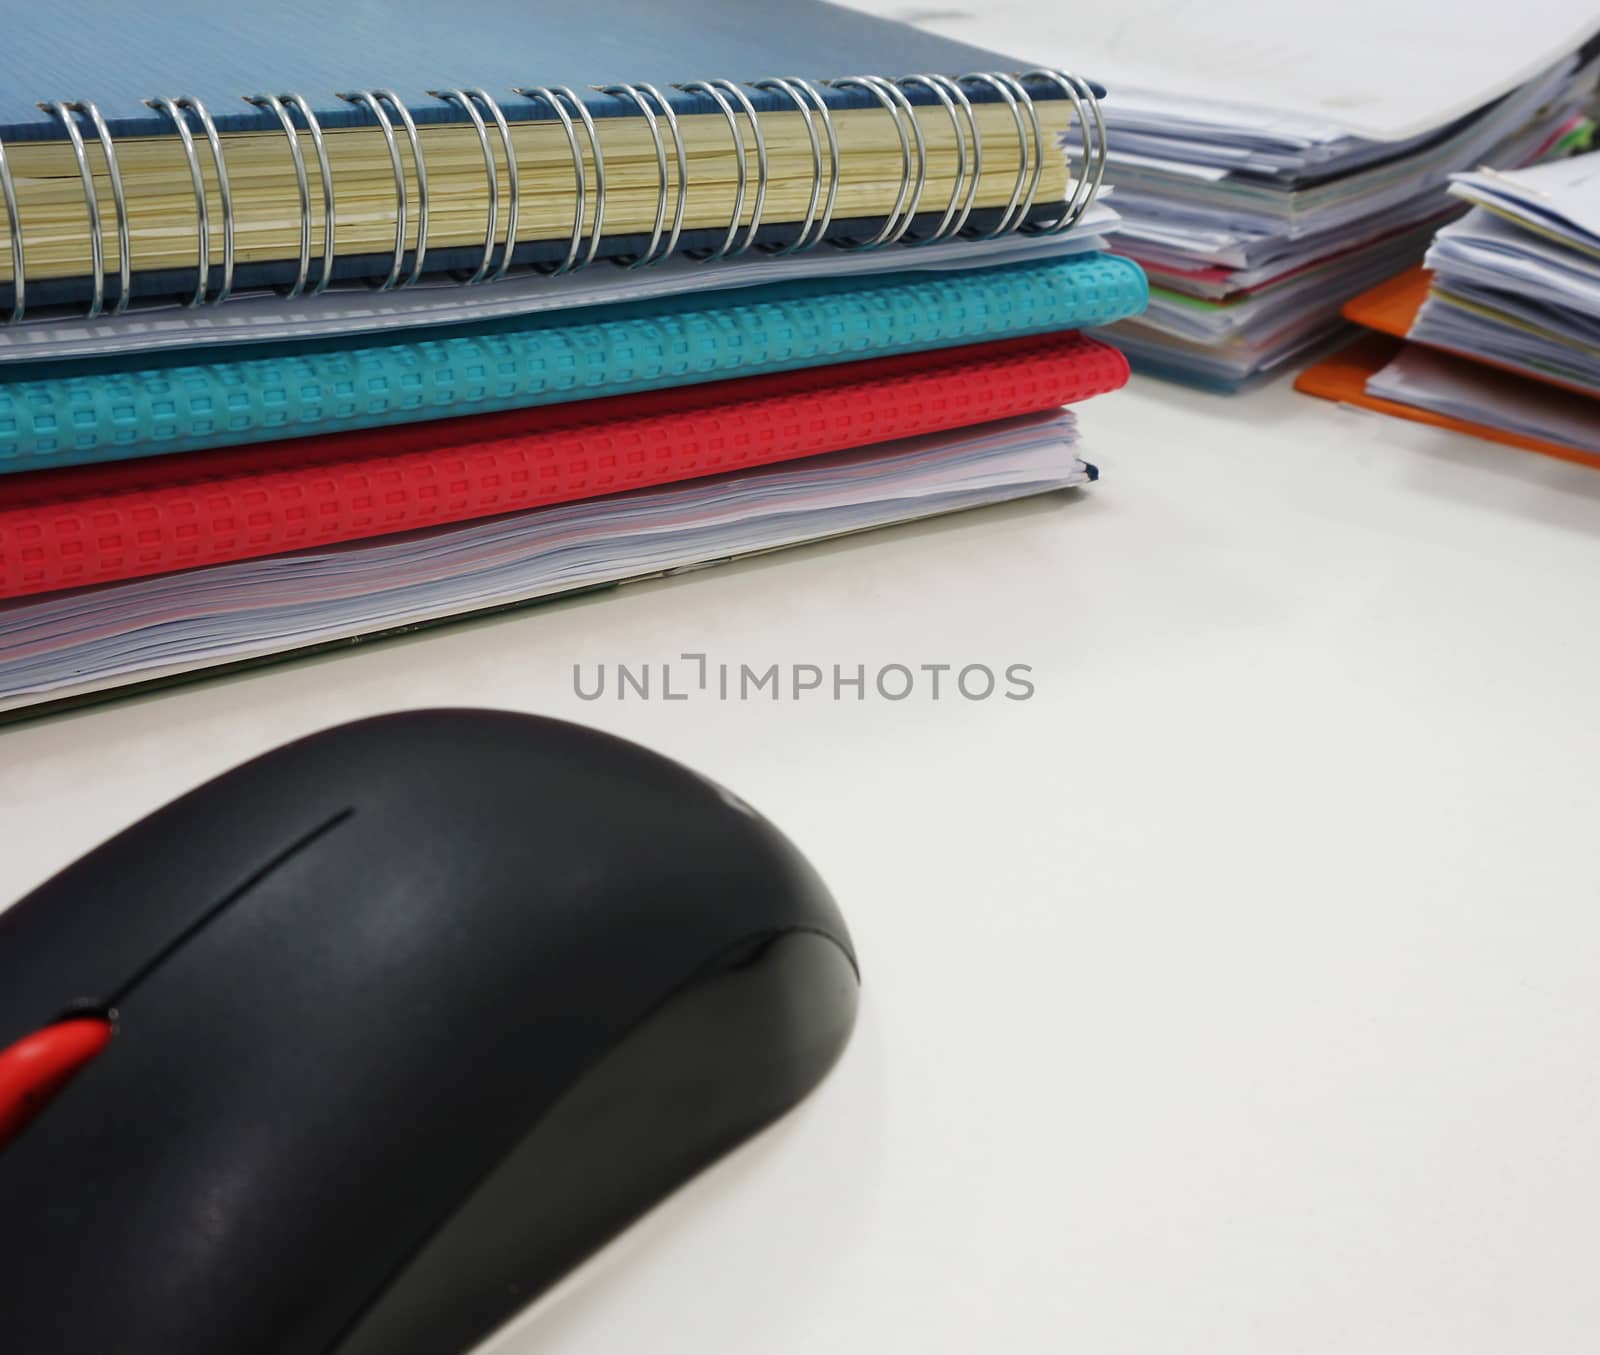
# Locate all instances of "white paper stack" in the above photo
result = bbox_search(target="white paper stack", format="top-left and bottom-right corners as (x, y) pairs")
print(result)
(1363, 344), (1600, 454)
(1412, 155), (1600, 391)
(835, 0), (1600, 388)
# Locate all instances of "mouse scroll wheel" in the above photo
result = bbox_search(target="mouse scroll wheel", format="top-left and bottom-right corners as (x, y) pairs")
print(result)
(0, 1018), (113, 1152)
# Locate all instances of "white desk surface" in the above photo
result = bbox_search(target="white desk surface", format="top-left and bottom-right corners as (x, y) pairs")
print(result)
(2, 372), (1598, 1354)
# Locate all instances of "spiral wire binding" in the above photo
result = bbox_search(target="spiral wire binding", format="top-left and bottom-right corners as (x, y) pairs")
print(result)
(430, 89), (521, 284)
(928, 74), (986, 240)
(676, 80), (770, 261)
(37, 100), (131, 317)
(285, 94), (337, 295)
(1018, 69), (1105, 235)
(1, 68), (1104, 323)
(180, 98), (235, 303)
(750, 78), (834, 256)
(998, 73), (1049, 233)
(0, 132), (26, 323)
(596, 83), (689, 269)
(894, 74), (970, 244)
(244, 95), (315, 298)
(676, 82), (746, 261)
(713, 81), (770, 255)
(995, 73), (1048, 232)
(949, 75), (1029, 241)
(512, 85), (605, 276)
(826, 76), (926, 250)
(143, 97), (210, 307)
(338, 90), (425, 289)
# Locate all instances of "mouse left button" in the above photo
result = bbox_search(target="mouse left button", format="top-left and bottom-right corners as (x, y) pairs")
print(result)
(0, 1018), (113, 1150)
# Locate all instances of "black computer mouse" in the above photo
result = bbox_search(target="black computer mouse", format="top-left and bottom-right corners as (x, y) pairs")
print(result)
(0, 709), (858, 1355)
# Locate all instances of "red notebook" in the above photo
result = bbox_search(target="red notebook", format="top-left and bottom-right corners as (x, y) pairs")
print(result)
(0, 332), (1127, 600)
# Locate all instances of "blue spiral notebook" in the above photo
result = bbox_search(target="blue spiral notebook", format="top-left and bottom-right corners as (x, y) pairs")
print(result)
(0, 253), (1147, 472)
(0, 0), (1107, 313)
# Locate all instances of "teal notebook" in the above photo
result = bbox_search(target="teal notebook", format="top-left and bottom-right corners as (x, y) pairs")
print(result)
(0, 253), (1147, 472)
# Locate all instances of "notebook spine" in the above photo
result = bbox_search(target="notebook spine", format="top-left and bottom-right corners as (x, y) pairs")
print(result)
(0, 69), (1105, 324)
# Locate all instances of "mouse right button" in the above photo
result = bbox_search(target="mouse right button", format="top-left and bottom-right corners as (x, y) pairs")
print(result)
(330, 930), (860, 1355)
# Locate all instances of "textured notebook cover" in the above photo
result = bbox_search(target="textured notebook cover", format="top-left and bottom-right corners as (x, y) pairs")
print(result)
(0, 253), (1148, 473)
(1294, 332), (1600, 472)
(0, 331), (1129, 598)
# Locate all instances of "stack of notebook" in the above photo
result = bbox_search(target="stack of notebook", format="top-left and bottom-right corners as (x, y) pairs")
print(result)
(0, 0), (1145, 719)
(841, 0), (1600, 388)
(1296, 154), (1600, 469)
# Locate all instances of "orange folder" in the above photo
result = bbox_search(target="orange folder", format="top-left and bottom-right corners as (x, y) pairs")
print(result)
(1341, 265), (1431, 338)
(1295, 332), (1600, 473)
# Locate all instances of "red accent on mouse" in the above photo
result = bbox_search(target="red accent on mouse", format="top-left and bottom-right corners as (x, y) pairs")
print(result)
(0, 1018), (113, 1149)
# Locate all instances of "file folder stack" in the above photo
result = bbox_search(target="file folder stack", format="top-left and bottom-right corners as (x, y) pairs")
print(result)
(1093, 66), (1595, 389)
(0, 0), (1143, 719)
(1410, 160), (1600, 392)
(833, 0), (1600, 388)
(1295, 154), (1600, 469)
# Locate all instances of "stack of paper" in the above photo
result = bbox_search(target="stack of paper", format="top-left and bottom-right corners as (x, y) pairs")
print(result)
(1364, 344), (1600, 455)
(1412, 157), (1600, 390)
(0, 413), (1090, 719)
(836, 0), (1600, 388)
(1295, 153), (1600, 468)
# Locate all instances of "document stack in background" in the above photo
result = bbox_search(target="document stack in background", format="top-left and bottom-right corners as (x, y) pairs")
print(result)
(835, 0), (1600, 388)
(1296, 154), (1600, 470)
(0, 0), (1143, 720)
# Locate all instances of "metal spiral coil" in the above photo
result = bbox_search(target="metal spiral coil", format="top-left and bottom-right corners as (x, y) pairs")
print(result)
(513, 85), (605, 276)
(1018, 69), (1105, 235)
(431, 88), (521, 284)
(0, 132), (27, 323)
(595, 82), (689, 269)
(338, 90), (430, 290)
(242, 93), (336, 299)
(677, 80), (770, 261)
(37, 100), (131, 317)
(750, 78), (837, 256)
